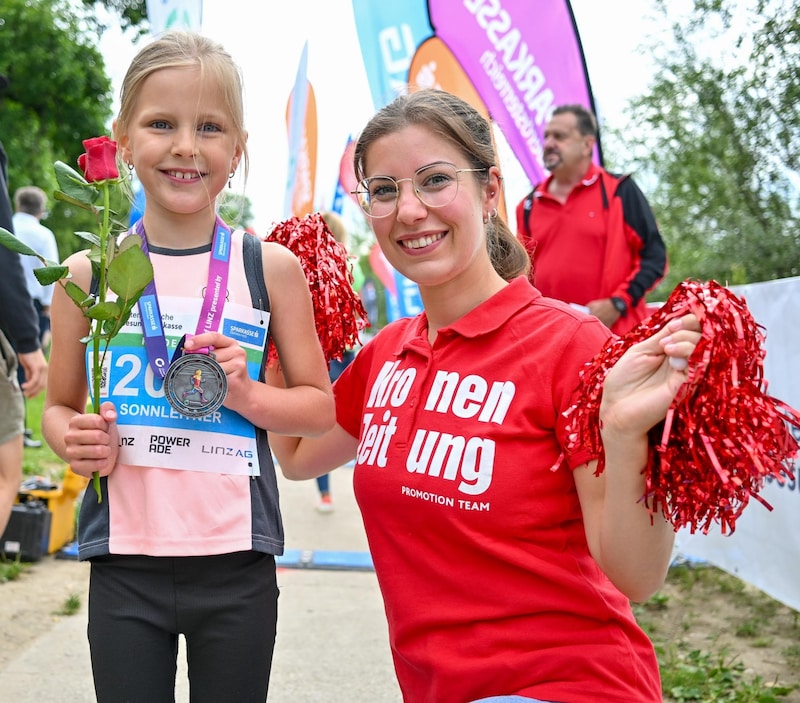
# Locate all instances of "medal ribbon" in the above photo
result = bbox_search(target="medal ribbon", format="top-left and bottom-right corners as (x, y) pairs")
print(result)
(134, 216), (233, 380)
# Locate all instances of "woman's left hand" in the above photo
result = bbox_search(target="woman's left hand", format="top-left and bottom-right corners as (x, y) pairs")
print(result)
(600, 314), (702, 438)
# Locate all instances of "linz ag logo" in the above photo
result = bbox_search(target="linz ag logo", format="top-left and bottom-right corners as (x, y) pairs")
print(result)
(201, 444), (254, 459)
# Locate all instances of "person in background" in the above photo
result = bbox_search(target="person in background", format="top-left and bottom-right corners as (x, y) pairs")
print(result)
(515, 104), (667, 335)
(12, 185), (59, 448)
(41, 33), (333, 703)
(13, 186), (58, 346)
(359, 277), (379, 333)
(314, 209), (365, 513)
(0, 73), (48, 535)
(269, 89), (701, 703)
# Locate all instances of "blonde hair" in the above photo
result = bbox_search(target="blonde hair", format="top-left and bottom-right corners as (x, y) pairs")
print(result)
(114, 31), (249, 186)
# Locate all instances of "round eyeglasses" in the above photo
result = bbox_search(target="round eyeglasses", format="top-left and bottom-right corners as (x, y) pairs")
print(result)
(353, 162), (488, 219)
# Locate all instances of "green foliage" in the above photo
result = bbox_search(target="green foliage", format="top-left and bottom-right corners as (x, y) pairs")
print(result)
(0, 0), (113, 186)
(637, 563), (800, 701)
(617, 0), (800, 296)
(56, 592), (82, 616)
(78, 0), (149, 35)
(1, 163), (152, 349)
(0, 0), (117, 260)
(50, 160), (153, 388)
(659, 647), (795, 702)
(218, 191), (256, 231)
(19, 388), (64, 481)
(0, 556), (26, 583)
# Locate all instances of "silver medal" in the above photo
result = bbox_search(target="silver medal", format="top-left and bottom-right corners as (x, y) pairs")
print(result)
(164, 352), (228, 417)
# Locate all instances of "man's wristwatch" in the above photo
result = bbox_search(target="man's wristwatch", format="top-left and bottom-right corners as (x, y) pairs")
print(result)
(610, 296), (628, 318)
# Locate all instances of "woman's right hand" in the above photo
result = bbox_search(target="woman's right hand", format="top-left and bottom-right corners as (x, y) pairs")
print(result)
(64, 401), (120, 478)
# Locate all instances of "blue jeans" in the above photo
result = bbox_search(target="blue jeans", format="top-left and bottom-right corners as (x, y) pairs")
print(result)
(316, 473), (330, 493)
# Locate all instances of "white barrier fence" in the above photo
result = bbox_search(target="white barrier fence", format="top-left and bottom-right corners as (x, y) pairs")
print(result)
(673, 275), (800, 611)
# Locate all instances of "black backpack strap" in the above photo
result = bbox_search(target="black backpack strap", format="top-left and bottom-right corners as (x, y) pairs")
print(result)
(241, 232), (273, 383)
(242, 231), (270, 314)
(522, 188), (536, 235)
(523, 173), (619, 228)
(599, 176), (609, 210)
(599, 171), (628, 210)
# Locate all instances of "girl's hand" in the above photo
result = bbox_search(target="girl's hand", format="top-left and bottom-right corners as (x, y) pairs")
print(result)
(184, 332), (251, 407)
(64, 401), (120, 478)
(600, 314), (702, 438)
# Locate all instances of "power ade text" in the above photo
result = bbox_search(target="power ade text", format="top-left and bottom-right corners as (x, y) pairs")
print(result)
(149, 434), (190, 454)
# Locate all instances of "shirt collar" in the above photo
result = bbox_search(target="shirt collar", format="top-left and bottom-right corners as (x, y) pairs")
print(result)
(579, 162), (602, 187)
(392, 277), (539, 357)
(536, 162), (601, 198)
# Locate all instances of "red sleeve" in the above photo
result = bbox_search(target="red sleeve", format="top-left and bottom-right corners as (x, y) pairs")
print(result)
(333, 338), (374, 439)
(554, 318), (616, 469)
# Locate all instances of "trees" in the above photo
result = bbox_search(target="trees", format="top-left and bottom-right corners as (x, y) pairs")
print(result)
(1, 0), (115, 257)
(76, 0), (149, 34)
(1, 0), (256, 256)
(614, 0), (799, 297)
(1, 0), (113, 188)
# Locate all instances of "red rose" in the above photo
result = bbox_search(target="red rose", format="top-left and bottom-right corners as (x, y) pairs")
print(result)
(77, 136), (119, 182)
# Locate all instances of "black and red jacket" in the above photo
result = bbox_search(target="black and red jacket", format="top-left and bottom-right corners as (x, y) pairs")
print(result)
(516, 164), (667, 335)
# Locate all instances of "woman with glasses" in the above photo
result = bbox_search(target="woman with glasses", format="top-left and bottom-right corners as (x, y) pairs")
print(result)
(269, 89), (701, 703)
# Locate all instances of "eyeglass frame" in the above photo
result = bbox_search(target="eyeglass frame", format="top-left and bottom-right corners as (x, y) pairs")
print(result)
(352, 161), (489, 219)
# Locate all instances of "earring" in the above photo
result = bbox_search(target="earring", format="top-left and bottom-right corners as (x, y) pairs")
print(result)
(228, 170), (236, 189)
(490, 207), (498, 220)
(127, 162), (134, 173)
(483, 213), (489, 224)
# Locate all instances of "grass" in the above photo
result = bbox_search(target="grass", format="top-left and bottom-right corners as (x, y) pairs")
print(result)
(55, 592), (81, 616)
(657, 647), (795, 702)
(638, 564), (800, 702)
(0, 555), (27, 583)
(1, 388), (69, 583)
(20, 390), (64, 483)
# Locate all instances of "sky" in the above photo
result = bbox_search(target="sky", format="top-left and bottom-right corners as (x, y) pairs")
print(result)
(98, 0), (660, 236)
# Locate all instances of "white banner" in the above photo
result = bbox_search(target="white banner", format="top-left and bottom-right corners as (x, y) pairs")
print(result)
(673, 276), (800, 611)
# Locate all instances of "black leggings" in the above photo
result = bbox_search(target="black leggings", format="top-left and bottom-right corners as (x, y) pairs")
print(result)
(88, 552), (279, 703)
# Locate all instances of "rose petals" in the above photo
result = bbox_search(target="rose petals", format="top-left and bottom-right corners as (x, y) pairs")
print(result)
(77, 136), (119, 182)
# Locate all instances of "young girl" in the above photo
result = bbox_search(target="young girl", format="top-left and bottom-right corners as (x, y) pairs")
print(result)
(270, 89), (702, 703)
(42, 32), (334, 703)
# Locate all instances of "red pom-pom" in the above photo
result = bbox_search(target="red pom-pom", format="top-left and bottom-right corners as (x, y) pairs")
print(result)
(564, 280), (799, 534)
(263, 213), (370, 367)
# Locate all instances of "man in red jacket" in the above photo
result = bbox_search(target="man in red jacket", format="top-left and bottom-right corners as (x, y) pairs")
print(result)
(516, 104), (667, 335)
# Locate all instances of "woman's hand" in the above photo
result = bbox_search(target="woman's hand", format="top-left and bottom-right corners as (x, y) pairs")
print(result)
(600, 314), (702, 438)
(63, 401), (120, 478)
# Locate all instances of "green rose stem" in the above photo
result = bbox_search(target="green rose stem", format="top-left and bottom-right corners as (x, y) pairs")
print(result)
(88, 180), (112, 501)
